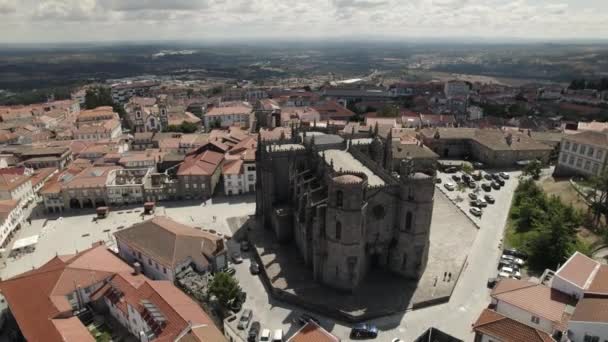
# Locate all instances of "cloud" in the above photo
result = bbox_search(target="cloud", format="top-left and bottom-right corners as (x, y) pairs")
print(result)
(98, 0), (209, 12)
(0, 0), (607, 42)
(32, 0), (98, 21)
(0, 0), (16, 14)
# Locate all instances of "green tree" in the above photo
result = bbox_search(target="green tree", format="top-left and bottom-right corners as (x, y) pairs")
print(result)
(378, 105), (399, 117)
(208, 272), (241, 309)
(590, 169), (608, 229)
(461, 163), (474, 175)
(522, 160), (543, 180)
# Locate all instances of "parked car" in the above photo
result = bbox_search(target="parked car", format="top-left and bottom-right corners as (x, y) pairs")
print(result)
(241, 240), (250, 252)
(468, 193), (477, 200)
(491, 182), (501, 190)
(462, 174), (471, 183)
(503, 248), (528, 259)
(484, 195), (495, 204)
(297, 313), (320, 326)
(482, 183), (492, 192)
(512, 269), (522, 279)
(250, 261), (260, 274)
(445, 166), (458, 173)
(444, 183), (456, 191)
(483, 173), (493, 181)
(238, 309), (253, 330)
(470, 207), (483, 217)
(476, 198), (488, 207)
(501, 254), (514, 261)
(232, 252), (243, 264)
(491, 173), (501, 181)
(472, 172), (483, 181)
(248, 322), (261, 342)
(498, 271), (511, 278)
(435, 178), (442, 184)
(501, 266), (514, 275)
(351, 324), (379, 339)
(467, 181), (477, 189)
(451, 175), (461, 182)
(272, 329), (283, 342)
(473, 162), (484, 169)
(496, 178), (505, 186)
(225, 267), (236, 276)
(499, 172), (510, 179)
(260, 329), (271, 342)
(487, 277), (497, 288)
(391, 339), (404, 342)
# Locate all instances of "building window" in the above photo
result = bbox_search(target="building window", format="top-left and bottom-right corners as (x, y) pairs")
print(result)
(598, 150), (604, 160)
(576, 158), (583, 167)
(405, 212), (413, 231)
(572, 143), (579, 153)
(583, 335), (599, 342)
(401, 253), (407, 270)
(163, 267), (166, 274)
(336, 191), (343, 208)
(564, 141), (570, 150)
(569, 155), (575, 165)
(531, 316), (540, 324)
(588, 147), (594, 157)
(585, 161), (591, 170)
(580, 145), (586, 155)
(561, 153), (568, 163)
(335, 221), (341, 240)
(593, 163), (599, 174)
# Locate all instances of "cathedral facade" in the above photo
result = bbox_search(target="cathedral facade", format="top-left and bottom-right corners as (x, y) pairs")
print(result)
(256, 129), (436, 291)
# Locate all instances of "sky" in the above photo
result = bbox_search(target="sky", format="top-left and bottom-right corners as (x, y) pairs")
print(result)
(0, 0), (608, 43)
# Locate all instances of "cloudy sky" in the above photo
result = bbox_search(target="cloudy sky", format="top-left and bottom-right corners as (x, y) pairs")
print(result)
(0, 0), (607, 43)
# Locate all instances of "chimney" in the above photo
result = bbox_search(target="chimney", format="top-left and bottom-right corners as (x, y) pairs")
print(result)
(133, 262), (142, 275)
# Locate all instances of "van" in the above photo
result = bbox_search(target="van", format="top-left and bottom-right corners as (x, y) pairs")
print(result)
(272, 329), (283, 342)
(259, 329), (271, 342)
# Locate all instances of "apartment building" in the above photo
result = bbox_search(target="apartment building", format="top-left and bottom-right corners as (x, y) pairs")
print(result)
(0, 200), (24, 248)
(177, 147), (224, 200)
(555, 130), (608, 177)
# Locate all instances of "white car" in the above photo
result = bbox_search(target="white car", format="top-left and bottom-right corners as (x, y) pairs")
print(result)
(392, 339), (404, 342)
(499, 172), (510, 179)
(498, 271), (511, 278)
(512, 270), (522, 279)
(501, 266), (514, 274)
(444, 182), (456, 191)
(513, 258), (525, 266)
(469, 207), (482, 217)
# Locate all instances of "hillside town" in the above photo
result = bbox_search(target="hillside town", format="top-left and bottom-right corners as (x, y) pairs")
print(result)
(0, 75), (606, 342)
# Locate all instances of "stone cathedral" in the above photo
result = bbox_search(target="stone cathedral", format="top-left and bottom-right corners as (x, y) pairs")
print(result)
(256, 128), (436, 292)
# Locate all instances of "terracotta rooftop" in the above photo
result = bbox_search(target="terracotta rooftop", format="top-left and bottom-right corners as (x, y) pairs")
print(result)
(0, 173), (30, 192)
(565, 130), (608, 147)
(205, 105), (252, 116)
(555, 251), (599, 289)
(587, 265), (608, 295)
(491, 279), (575, 326)
(62, 165), (121, 189)
(287, 321), (340, 342)
(114, 216), (224, 269)
(0, 244), (132, 342)
(472, 309), (554, 342)
(222, 159), (243, 175)
(570, 297), (608, 323)
(178, 150), (224, 176)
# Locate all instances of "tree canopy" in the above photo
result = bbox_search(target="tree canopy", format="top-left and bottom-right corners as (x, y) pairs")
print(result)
(509, 179), (584, 271)
(166, 121), (198, 133)
(208, 272), (241, 309)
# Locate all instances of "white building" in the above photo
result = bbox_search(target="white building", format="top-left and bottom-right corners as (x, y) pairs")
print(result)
(444, 80), (470, 99)
(556, 131), (608, 177)
(467, 105), (484, 121)
(114, 216), (228, 282)
(203, 103), (252, 130)
(0, 200), (23, 248)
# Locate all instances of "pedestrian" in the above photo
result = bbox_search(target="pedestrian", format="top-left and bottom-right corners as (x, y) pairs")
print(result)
(448, 272), (452, 282)
(443, 272), (447, 281)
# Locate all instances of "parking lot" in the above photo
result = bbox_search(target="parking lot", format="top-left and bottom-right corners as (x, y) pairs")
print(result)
(436, 169), (521, 227)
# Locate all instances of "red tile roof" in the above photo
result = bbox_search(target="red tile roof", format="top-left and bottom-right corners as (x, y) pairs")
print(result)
(473, 309), (555, 342)
(0, 245), (132, 342)
(571, 297), (608, 323)
(555, 252), (599, 289)
(178, 150), (223, 176)
(491, 279), (575, 326)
